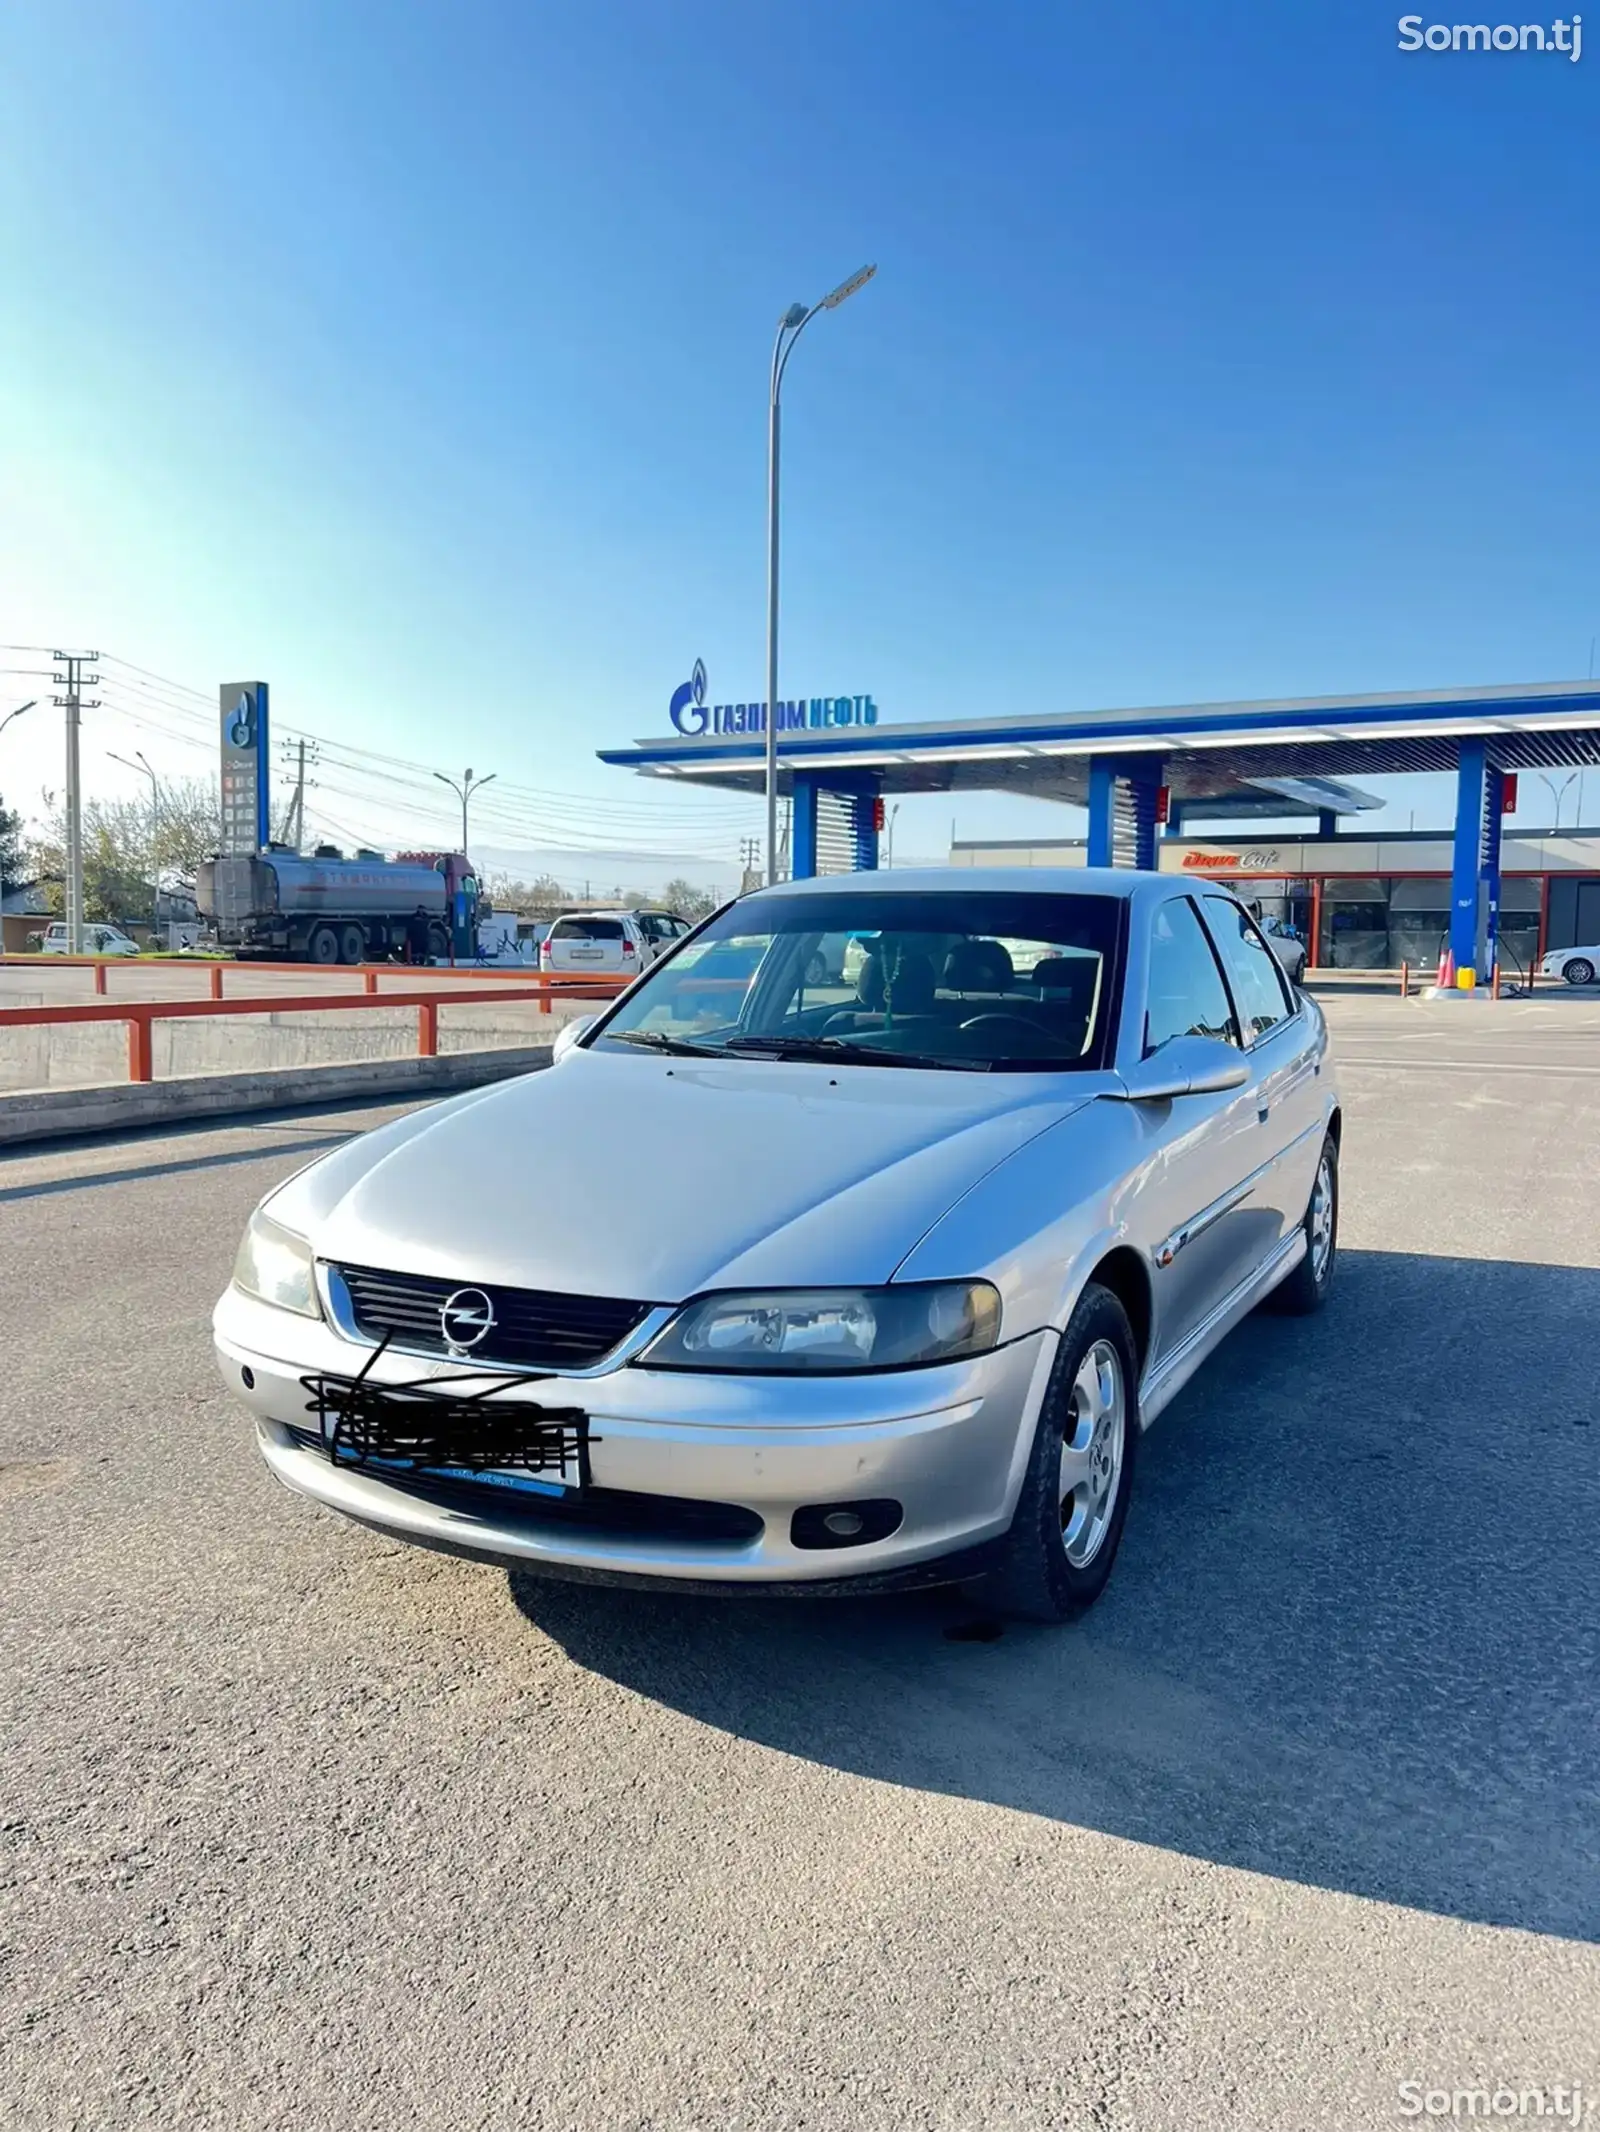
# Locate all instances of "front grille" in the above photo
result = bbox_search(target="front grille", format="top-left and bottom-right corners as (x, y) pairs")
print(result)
(334, 1263), (651, 1372)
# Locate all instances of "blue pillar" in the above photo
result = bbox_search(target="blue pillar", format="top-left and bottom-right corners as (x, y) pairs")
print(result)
(791, 773), (819, 880)
(851, 793), (879, 872)
(1088, 754), (1163, 868)
(1317, 810), (1338, 839)
(1087, 759), (1116, 867)
(1131, 758), (1163, 871)
(1481, 766), (1504, 982)
(1163, 798), (1185, 839)
(1449, 740), (1487, 986)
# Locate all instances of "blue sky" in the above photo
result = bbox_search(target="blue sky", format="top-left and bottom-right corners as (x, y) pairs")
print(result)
(2, 0), (1596, 879)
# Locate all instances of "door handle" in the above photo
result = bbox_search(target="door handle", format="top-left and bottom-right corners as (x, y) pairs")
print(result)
(1257, 1104), (1271, 1124)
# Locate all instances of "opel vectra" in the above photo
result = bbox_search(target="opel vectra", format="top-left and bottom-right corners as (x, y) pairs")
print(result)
(215, 870), (1339, 1623)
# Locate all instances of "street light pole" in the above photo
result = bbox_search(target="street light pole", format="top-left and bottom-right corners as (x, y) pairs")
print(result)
(765, 264), (877, 886)
(433, 767), (496, 864)
(109, 749), (163, 944)
(0, 698), (36, 741)
(1538, 771), (1577, 832)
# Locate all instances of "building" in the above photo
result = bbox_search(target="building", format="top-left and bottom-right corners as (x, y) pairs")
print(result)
(950, 828), (1600, 975)
(1, 879), (53, 956)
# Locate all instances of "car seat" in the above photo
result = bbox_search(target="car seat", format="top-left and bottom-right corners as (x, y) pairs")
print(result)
(823, 947), (941, 1036)
(942, 940), (1015, 995)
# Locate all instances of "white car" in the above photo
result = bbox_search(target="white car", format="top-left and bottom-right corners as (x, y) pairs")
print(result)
(40, 921), (140, 957)
(539, 912), (649, 976)
(1539, 944), (1599, 986)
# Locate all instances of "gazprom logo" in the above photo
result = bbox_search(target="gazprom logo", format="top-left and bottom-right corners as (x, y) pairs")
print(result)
(668, 659), (710, 736)
(226, 690), (255, 750)
(667, 659), (877, 738)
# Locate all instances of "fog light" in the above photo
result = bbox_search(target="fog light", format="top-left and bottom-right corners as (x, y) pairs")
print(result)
(791, 1499), (903, 1550)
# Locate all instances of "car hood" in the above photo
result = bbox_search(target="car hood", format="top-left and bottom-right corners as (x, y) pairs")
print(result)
(269, 1051), (1100, 1301)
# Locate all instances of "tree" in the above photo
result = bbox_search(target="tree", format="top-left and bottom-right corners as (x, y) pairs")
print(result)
(151, 776), (221, 885)
(659, 878), (721, 921)
(484, 870), (569, 916)
(0, 792), (23, 892)
(26, 798), (155, 923)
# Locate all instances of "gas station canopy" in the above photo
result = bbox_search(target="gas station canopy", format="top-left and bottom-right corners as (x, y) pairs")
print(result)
(600, 679), (1600, 800)
(600, 678), (1600, 989)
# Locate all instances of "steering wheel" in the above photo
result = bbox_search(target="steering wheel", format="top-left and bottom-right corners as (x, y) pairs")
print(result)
(958, 1013), (1048, 1044)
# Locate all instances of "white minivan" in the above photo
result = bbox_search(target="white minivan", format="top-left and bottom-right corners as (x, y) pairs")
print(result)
(539, 912), (650, 976)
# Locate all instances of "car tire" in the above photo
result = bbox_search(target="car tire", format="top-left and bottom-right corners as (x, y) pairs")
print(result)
(426, 921), (450, 962)
(339, 924), (366, 965)
(978, 1283), (1140, 1625)
(1262, 1132), (1338, 1317)
(1564, 957), (1595, 986)
(308, 924), (340, 966)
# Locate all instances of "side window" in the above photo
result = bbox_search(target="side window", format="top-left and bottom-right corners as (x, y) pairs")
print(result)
(1144, 898), (1239, 1057)
(1202, 896), (1296, 1042)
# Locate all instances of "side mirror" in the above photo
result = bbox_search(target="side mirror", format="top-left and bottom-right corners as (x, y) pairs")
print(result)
(1119, 1034), (1249, 1102)
(551, 1014), (596, 1064)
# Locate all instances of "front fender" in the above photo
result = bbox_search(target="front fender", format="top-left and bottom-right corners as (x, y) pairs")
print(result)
(892, 1093), (1162, 1344)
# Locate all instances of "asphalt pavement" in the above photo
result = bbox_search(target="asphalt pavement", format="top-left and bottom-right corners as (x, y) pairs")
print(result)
(3, 995), (1597, 2131)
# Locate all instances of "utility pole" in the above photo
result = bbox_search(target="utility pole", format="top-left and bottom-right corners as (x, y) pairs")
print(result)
(52, 652), (100, 953)
(278, 737), (316, 849)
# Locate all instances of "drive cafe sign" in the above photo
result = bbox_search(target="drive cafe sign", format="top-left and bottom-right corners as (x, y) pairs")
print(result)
(1180, 847), (1284, 873)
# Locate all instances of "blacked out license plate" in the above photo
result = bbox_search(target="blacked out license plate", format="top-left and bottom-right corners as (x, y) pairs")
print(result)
(298, 1372), (593, 1496)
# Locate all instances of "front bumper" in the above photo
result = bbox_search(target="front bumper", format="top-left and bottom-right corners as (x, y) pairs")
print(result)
(213, 1286), (1057, 1589)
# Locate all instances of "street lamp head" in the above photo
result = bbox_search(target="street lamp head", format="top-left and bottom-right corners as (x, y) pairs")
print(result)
(779, 302), (809, 330)
(822, 263), (877, 309)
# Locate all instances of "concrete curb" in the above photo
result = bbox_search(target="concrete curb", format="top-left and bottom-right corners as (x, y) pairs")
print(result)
(0, 1046), (553, 1148)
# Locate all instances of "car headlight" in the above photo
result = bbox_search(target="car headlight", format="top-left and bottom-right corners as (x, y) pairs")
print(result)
(641, 1281), (1001, 1374)
(232, 1207), (322, 1319)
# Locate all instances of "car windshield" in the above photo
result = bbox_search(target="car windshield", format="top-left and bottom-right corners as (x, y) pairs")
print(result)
(594, 888), (1123, 1070)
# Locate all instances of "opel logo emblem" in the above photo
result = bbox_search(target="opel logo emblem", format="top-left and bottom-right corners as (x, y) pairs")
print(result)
(440, 1287), (495, 1352)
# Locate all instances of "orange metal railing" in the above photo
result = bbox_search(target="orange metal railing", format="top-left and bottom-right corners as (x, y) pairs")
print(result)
(0, 975), (627, 1084)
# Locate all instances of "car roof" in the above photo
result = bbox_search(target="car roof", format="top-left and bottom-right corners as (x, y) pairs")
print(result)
(742, 866), (1220, 903)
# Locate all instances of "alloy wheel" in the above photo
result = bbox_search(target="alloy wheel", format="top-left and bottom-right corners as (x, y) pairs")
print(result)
(1309, 1151), (1335, 1282)
(1059, 1339), (1126, 1569)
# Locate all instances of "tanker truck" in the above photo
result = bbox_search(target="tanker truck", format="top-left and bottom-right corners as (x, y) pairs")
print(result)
(196, 847), (479, 964)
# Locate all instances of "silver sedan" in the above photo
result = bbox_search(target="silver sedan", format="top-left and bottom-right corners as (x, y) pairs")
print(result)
(214, 868), (1340, 1624)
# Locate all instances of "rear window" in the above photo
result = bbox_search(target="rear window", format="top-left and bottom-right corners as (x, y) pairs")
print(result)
(552, 917), (624, 941)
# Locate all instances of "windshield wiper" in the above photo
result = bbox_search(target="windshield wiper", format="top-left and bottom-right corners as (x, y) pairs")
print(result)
(605, 1029), (731, 1058)
(721, 1034), (990, 1072)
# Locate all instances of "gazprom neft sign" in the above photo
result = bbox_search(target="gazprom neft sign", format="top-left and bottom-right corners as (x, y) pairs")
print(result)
(668, 658), (878, 738)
